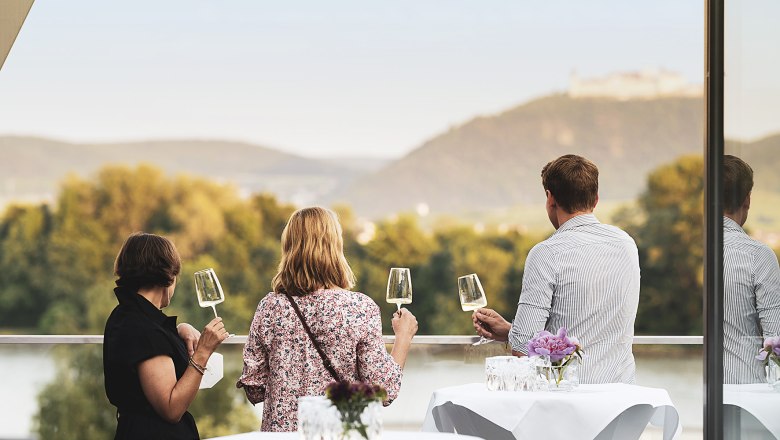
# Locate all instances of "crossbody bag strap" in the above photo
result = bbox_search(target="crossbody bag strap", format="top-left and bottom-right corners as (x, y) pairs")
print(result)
(282, 292), (342, 382)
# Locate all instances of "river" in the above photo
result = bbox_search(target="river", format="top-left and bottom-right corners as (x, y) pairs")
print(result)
(1, 344), (702, 439)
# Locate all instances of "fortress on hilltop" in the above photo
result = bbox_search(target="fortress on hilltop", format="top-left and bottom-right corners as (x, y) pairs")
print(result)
(569, 69), (702, 100)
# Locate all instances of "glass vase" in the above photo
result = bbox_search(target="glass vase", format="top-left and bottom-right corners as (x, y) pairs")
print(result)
(536, 358), (579, 391)
(337, 401), (382, 440)
(298, 396), (334, 440)
(767, 361), (780, 392)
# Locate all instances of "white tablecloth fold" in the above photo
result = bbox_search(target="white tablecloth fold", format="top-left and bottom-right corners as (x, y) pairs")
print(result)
(421, 383), (681, 440)
(724, 383), (780, 437)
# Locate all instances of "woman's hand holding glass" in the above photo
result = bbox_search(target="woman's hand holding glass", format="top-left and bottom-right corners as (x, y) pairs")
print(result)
(389, 308), (418, 369)
(193, 317), (230, 359)
(392, 308), (418, 340)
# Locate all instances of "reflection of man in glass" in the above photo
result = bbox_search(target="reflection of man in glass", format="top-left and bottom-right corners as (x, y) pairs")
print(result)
(723, 155), (780, 384)
(472, 155), (640, 383)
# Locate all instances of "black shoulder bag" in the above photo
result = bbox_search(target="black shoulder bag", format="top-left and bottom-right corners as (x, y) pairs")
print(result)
(283, 292), (343, 383)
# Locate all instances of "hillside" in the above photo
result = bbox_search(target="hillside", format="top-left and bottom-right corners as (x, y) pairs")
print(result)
(334, 95), (705, 217)
(727, 134), (780, 192)
(4, 98), (779, 222)
(0, 137), (361, 206)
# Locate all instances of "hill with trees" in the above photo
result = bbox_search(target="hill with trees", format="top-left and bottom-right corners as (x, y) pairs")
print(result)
(334, 95), (706, 216)
(0, 136), (364, 207)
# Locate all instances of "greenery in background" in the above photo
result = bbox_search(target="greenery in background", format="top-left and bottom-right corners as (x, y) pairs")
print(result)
(0, 156), (713, 437)
(34, 345), (255, 440)
(616, 155), (705, 335)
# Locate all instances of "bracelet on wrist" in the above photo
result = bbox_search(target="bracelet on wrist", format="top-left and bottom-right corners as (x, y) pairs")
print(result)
(188, 357), (207, 375)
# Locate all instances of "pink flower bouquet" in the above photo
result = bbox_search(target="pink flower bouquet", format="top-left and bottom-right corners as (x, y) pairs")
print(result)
(527, 327), (584, 389)
(756, 336), (780, 366)
(527, 327), (583, 366)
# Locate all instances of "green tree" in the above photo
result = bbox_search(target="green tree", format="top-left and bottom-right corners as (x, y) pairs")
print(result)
(0, 204), (52, 329)
(618, 155), (704, 335)
(20, 164), (294, 438)
(34, 346), (257, 440)
(35, 347), (116, 440)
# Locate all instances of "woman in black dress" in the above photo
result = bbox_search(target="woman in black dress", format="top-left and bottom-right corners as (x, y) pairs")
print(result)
(104, 232), (229, 439)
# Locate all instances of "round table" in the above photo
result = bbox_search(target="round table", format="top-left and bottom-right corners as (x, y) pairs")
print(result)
(208, 431), (484, 440)
(422, 383), (681, 440)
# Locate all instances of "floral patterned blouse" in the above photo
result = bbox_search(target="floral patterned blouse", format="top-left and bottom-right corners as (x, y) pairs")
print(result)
(237, 289), (403, 432)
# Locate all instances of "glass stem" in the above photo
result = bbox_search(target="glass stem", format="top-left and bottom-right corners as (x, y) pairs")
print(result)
(211, 305), (218, 318)
(396, 303), (402, 313)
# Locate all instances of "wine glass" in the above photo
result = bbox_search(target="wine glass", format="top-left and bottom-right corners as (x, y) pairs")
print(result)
(458, 273), (493, 345)
(195, 268), (234, 337)
(386, 268), (412, 314)
(194, 268), (225, 318)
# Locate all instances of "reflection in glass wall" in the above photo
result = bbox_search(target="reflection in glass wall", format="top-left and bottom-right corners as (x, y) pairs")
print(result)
(724, 1), (780, 438)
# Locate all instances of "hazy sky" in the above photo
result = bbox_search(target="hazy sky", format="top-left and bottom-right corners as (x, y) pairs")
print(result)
(0, 1), (775, 158)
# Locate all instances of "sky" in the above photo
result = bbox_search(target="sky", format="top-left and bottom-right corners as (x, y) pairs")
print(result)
(0, 0), (775, 159)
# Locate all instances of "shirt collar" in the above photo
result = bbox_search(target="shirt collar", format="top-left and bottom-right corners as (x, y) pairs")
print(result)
(555, 213), (600, 234)
(723, 216), (746, 234)
(114, 285), (178, 329)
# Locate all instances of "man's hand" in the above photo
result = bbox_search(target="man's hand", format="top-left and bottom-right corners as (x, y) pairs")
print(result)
(177, 323), (201, 357)
(472, 308), (511, 342)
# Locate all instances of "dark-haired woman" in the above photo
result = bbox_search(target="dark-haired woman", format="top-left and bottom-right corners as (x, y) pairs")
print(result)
(104, 232), (229, 439)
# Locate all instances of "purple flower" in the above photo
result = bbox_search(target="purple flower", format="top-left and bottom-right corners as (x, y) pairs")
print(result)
(325, 381), (386, 405)
(527, 327), (582, 363)
(326, 380), (387, 436)
(756, 336), (780, 365)
(325, 381), (351, 402)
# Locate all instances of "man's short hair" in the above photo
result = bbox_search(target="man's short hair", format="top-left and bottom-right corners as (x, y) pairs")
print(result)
(541, 154), (599, 213)
(723, 155), (753, 213)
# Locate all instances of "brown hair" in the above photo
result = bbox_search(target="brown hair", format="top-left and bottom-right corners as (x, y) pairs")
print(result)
(723, 155), (753, 213)
(272, 207), (356, 296)
(541, 154), (599, 213)
(114, 232), (181, 289)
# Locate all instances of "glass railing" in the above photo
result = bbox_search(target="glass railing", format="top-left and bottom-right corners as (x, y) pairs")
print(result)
(0, 336), (702, 439)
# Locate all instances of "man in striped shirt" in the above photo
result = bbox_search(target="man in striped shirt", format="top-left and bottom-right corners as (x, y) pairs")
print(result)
(473, 154), (640, 383)
(722, 155), (780, 383)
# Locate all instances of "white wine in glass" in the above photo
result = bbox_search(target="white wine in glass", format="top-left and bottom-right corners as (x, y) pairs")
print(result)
(194, 268), (225, 318)
(386, 268), (412, 313)
(458, 273), (492, 345)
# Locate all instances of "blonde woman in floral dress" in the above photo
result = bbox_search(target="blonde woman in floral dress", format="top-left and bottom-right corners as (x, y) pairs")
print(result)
(237, 207), (418, 432)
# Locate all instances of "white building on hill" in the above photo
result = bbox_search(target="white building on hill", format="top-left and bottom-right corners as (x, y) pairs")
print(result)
(569, 69), (702, 100)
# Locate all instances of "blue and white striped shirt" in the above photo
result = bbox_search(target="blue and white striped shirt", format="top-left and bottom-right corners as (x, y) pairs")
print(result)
(724, 216), (780, 383)
(509, 214), (640, 384)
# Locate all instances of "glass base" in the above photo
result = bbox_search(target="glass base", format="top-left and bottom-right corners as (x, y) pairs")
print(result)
(767, 362), (780, 392)
(472, 336), (494, 346)
(537, 364), (580, 392)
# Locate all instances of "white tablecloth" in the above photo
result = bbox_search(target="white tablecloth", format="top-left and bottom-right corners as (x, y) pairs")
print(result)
(422, 383), (681, 440)
(208, 432), (483, 440)
(724, 383), (780, 437)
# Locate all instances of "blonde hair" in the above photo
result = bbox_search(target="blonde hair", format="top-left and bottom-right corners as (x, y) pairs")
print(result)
(272, 207), (356, 296)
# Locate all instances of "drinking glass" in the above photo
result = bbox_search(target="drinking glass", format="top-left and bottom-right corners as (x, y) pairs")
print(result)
(458, 273), (493, 345)
(195, 268), (235, 337)
(386, 267), (412, 313)
(194, 268), (224, 318)
(485, 356), (514, 391)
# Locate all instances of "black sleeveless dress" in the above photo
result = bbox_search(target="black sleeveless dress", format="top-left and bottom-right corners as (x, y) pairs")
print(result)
(103, 286), (199, 439)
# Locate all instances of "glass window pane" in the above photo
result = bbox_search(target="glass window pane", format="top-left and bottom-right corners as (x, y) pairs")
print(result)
(723, 1), (780, 438)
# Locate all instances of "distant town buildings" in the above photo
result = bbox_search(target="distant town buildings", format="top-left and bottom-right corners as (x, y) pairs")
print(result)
(569, 69), (702, 100)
